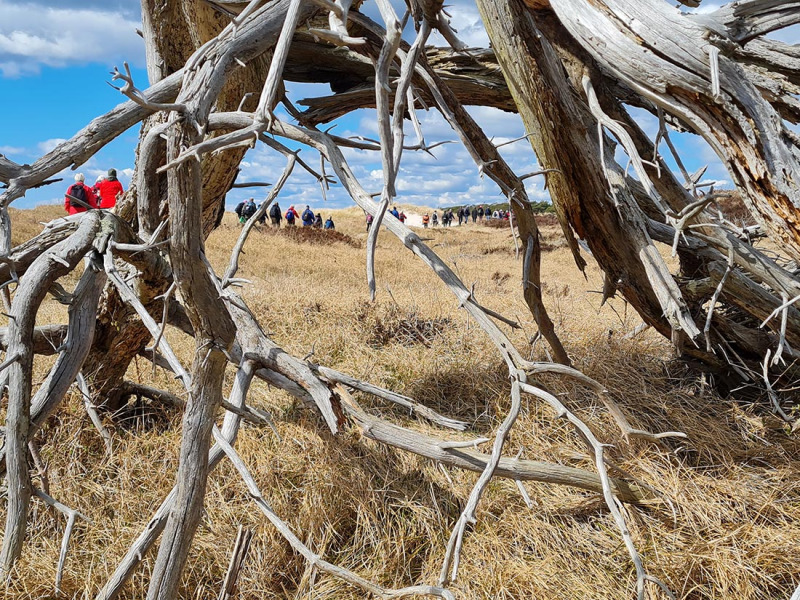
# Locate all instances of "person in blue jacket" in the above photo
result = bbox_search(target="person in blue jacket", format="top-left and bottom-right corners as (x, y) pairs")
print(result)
(301, 205), (315, 226)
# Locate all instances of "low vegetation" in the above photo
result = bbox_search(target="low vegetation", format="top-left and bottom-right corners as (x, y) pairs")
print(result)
(5, 206), (798, 599)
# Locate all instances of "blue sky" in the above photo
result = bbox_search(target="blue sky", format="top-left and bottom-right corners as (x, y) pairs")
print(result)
(0, 0), (796, 211)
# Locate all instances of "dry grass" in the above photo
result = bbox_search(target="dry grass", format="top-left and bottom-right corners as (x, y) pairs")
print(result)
(3, 205), (800, 599)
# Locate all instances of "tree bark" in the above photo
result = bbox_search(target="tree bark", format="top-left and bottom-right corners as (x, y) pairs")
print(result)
(476, 0), (699, 351)
(0, 212), (103, 576)
(85, 0), (272, 411)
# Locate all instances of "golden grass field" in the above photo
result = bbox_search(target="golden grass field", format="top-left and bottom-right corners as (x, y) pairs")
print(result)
(3, 204), (800, 599)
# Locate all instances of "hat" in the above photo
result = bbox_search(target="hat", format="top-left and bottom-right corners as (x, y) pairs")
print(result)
(107, 168), (117, 178)
(74, 173), (85, 182)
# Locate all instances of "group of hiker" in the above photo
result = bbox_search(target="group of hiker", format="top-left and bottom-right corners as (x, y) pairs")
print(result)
(455, 205), (492, 225)
(422, 210), (444, 227)
(366, 206), (407, 230)
(63, 169), (124, 215)
(420, 205), (509, 228)
(232, 199), (512, 232)
(235, 199), (335, 230)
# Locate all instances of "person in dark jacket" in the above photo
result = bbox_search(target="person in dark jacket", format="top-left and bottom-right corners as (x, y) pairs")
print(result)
(477, 206), (484, 221)
(324, 216), (335, 230)
(471, 206), (478, 223)
(314, 213), (323, 228)
(301, 205), (315, 226)
(238, 198), (257, 223)
(457, 207), (465, 226)
(95, 168), (124, 209)
(64, 173), (98, 215)
(269, 202), (282, 227)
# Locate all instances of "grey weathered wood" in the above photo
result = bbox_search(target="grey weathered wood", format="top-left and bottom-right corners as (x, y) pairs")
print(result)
(96, 361), (255, 600)
(549, 0), (800, 261)
(0, 211), (102, 576)
(217, 526), (252, 600)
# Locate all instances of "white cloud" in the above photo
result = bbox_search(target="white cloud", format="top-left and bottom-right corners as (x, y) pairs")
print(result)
(426, 0), (489, 48)
(0, 1), (144, 77)
(37, 138), (67, 154)
(0, 145), (24, 155)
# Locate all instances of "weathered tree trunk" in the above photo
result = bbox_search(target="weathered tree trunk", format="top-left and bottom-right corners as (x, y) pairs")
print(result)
(85, 0), (270, 411)
(476, 0), (699, 349)
(476, 0), (800, 377)
(548, 0), (800, 261)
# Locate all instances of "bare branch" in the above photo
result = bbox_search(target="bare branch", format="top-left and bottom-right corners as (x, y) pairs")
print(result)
(109, 62), (187, 113)
(224, 153), (296, 286)
(33, 488), (91, 596)
(76, 373), (113, 456)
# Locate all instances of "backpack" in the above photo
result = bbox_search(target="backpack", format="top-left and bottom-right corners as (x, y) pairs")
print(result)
(68, 184), (89, 208)
(302, 209), (314, 223)
(243, 202), (257, 219)
(269, 203), (280, 218)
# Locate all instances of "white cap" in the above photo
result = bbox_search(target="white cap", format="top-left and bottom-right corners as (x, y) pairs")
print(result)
(74, 173), (85, 182)
(96, 175), (104, 183)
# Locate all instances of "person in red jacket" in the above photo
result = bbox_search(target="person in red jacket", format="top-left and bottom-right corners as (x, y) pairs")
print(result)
(284, 205), (299, 226)
(95, 168), (124, 209)
(64, 173), (98, 215)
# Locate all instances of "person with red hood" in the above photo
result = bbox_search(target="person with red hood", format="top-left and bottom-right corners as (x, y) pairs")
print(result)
(284, 205), (299, 226)
(95, 168), (124, 209)
(64, 173), (98, 215)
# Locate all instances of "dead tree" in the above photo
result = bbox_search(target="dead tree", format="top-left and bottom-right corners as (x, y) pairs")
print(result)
(0, 0), (798, 598)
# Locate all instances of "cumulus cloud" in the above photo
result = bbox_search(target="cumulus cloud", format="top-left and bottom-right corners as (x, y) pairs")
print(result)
(37, 138), (67, 154)
(0, 145), (25, 155)
(0, 1), (144, 77)
(428, 0), (490, 48)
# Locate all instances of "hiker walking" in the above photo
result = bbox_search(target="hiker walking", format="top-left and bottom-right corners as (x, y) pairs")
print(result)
(398, 211), (406, 224)
(422, 213), (430, 228)
(471, 206), (478, 223)
(269, 201), (282, 227)
(457, 207), (464, 226)
(314, 213), (323, 228)
(324, 216), (335, 230)
(301, 205), (315, 227)
(477, 206), (484, 221)
(432, 211), (438, 227)
(95, 168), (124, 209)
(366, 212), (374, 231)
(236, 198), (257, 224)
(64, 173), (98, 215)
(390, 206), (400, 219)
(285, 205), (299, 226)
